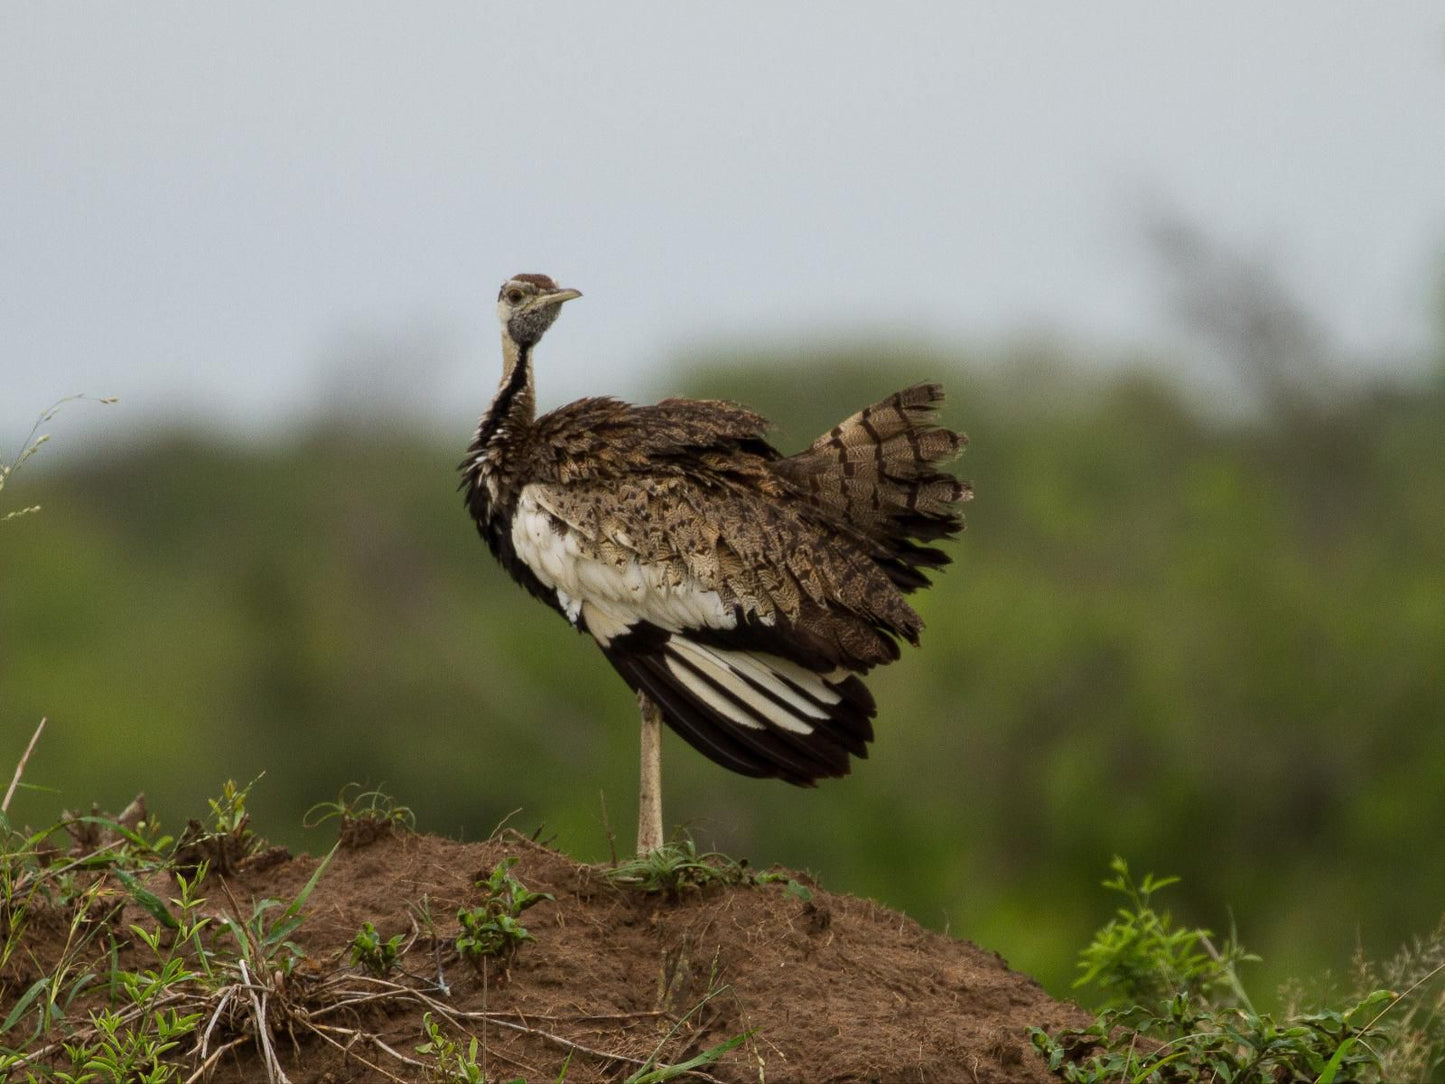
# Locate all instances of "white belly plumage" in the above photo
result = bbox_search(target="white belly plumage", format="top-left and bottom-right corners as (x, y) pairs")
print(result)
(510, 485), (737, 641)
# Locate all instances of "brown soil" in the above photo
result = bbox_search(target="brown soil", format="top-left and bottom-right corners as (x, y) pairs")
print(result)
(4, 827), (1094, 1082)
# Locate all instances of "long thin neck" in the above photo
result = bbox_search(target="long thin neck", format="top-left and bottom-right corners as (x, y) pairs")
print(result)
(473, 334), (535, 451)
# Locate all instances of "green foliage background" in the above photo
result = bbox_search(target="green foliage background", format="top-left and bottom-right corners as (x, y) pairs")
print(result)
(2, 335), (1443, 1006)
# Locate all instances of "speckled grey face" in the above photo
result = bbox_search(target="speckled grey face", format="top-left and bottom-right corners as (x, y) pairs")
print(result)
(506, 303), (563, 348)
(496, 274), (581, 349)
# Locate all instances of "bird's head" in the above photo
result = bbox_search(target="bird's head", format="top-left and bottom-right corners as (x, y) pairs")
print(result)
(497, 273), (582, 349)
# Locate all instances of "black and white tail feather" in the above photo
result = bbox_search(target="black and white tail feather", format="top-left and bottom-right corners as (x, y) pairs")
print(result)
(602, 624), (875, 785)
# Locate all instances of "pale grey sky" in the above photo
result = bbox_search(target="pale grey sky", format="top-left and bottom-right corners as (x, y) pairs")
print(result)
(3, 3), (1443, 445)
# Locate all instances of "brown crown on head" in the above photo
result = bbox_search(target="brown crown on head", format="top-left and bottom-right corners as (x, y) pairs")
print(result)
(506, 273), (559, 291)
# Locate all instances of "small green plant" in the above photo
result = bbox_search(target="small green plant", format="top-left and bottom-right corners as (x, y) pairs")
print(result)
(59, 872), (211, 1083)
(1028, 857), (1414, 1083)
(205, 778), (256, 842)
(1, 874), (113, 1051)
(2, 773), (436, 1081)
(752, 868), (814, 902)
(59, 1001), (201, 1084)
(602, 837), (749, 899)
(454, 858), (553, 965)
(5, 865), (212, 1083)
(1, 822), (52, 978)
(172, 776), (267, 878)
(215, 844), (334, 980)
(0, 799), (177, 1061)
(1073, 856), (1258, 1011)
(1, 394), (117, 525)
(304, 783), (416, 847)
(350, 921), (405, 977)
(624, 975), (756, 1084)
(417, 1011), (502, 1083)
(1334, 922), (1445, 1082)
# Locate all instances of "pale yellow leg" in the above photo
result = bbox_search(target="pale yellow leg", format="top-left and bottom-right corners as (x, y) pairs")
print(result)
(636, 691), (664, 855)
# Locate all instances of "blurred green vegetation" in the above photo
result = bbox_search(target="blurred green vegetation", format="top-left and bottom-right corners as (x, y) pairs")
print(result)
(2, 333), (1443, 1008)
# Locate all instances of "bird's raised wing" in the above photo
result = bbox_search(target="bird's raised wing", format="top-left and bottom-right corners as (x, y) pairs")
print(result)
(508, 471), (906, 784)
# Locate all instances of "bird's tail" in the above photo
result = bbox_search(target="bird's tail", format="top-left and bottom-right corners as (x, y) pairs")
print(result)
(779, 383), (971, 590)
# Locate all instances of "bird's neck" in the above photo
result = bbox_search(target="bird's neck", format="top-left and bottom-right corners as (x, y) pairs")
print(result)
(474, 334), (536, 451)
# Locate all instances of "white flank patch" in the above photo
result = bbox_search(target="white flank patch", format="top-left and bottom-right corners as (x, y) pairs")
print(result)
(512, 485), (738, 638)
(668, 638), (818, 736)
(578, 600), (630, 646)
(556, 589), (583, 624)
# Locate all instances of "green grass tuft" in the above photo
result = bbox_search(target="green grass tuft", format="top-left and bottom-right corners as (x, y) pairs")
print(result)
(1029, 857), (1445, 1083)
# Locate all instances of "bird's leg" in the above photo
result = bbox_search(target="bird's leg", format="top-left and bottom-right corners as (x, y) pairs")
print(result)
(636, 691), (664, 854)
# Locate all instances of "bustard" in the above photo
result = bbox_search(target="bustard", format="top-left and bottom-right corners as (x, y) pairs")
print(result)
(461, 273), (970, 853)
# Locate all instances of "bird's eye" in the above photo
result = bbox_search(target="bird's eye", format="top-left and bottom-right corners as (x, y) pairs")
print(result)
(505, 288), (525, 304)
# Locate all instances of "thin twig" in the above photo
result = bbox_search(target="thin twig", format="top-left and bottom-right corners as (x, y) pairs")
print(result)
(412, 987), (725, 1080)
(310, 1022), (429, 1071)
(311, 980), (670, 1025)
(183, 1036), (248, 1084)
(239, 958), (291, 1084)
(1355, 956), (1445, 1033)
(315, 974), (692, 1078)
(305, 988), (412, 1017)
(545, 1009), (670, 1023)
(600, 789), (618, 866)
(198, 984), (238, 1066)
(488, 806), (526, 840)
(2, 716), (47, 814)
(428, 914), (451, 996)
(304, 1023), (415, 1082)
(364, 1033), (433, 1074)
(481, 955), (490, 1081)
(0, 1041), (62, 1070)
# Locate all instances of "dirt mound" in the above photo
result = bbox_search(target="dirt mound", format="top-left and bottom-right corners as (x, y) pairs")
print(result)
(5, 828), (1092, 1082)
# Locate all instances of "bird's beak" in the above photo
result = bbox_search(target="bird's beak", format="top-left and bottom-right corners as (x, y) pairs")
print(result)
(541, 287), (582, 306)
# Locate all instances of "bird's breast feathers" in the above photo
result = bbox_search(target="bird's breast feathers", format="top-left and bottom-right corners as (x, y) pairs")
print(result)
(510, 483), (752, 646)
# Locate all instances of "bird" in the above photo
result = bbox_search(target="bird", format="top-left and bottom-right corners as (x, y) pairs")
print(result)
(460, 273), (971, 852)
